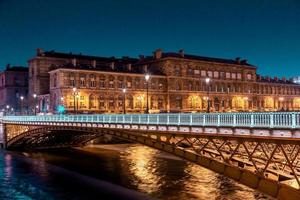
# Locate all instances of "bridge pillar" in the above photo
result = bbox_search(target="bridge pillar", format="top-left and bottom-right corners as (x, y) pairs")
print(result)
(0, 117), (6, 149)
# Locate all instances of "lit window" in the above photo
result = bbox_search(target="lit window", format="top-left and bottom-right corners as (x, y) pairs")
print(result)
(226, 72), (230, 79)
(247, 73), (252, 80)
(231, 73), (236, 79)
(213, 71), (219, 78)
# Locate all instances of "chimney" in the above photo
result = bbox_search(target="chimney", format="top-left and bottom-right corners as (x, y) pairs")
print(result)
(282, 77), (286, 82)
(179, 49), (184, 57)
(110, 62), (115, 70)
(37, 48), (43, 56)
(6, 63), (10, 70)
(274, 76), (278, 81)
(257, 75), (261, 80)
(139, 55), (145, 60)
(91, 60), (96, 68)
(153, 49), (162, 59)
(266, 76), (271, 81)
(143, 65), (148, 72)
(127, 63), (132, 71)
(241, 59), (247, 64)
(72, 58), (77, 66)
(235, 57), (241, 64)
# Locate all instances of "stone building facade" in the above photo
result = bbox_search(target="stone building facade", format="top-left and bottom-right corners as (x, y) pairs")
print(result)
(0, 65), (28, 114)
(30, 49), (300, 114)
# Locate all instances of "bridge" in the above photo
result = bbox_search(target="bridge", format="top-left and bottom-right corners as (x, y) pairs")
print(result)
(1, 112), (300, 199)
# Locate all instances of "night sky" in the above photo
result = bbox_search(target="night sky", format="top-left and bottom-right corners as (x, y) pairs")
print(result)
(0, 0), (299, 77)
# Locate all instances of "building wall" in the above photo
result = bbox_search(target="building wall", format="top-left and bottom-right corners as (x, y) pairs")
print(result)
(0, 68), (28, 113)
(48, 65), (300, 114)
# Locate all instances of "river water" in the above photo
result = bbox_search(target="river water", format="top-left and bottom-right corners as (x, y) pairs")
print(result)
(0, 144), (273, 200)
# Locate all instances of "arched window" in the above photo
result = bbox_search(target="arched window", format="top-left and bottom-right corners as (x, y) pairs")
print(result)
(108, 76), (114, 89)
(109, 95), (114, 107)
(99, 95), (105, 109)
(175, 96), (182, 109)
(127, 95), (133, 109)
(118, 95), (123, 108)
(99, 75), (106, 88)
(158, 96), (164, 109)
(89, 74), (96, 88)
(89, 95), (96, 109)
(69, 73), (75, 87)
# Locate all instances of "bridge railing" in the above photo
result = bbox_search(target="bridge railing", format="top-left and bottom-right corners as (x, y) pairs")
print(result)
(2, 112), (300, 129)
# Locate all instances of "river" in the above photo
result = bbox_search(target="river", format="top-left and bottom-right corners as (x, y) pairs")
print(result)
(0, 144), (273, 199)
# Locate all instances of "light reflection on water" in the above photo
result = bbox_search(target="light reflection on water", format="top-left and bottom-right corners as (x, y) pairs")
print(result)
(0, 144), (274, 200)
(113, 144), (273, 200)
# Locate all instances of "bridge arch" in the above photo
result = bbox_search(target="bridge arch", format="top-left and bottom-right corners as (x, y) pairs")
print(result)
(5, 125), (300, 199)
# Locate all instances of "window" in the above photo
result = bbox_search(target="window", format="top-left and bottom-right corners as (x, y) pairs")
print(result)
(99, 95), (105, 108)
(226, 72), (231, 79)
(201, 70), (206, 77)
(100, 76), (105, 88)
(174, 66), (181, 76)
(80, 75), (86, 87)
(89, 74), (96, 87)
(194, 70), (200, 75)
(109, 76), (114, 89)
(237, 73), (242, 79)
(207, 71), (213, 77)
(231, 73), (236, 79)
(109, 96), (114, 107)
(247, 73), (252, 80)
(70, 73), (75, 86)
(187, 68), (193, 75)
(213, 71), (219, 78)
(220, 72), (225, 79)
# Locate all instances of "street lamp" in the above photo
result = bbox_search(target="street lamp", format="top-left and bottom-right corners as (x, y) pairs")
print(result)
(205, 77), (211, 113)
(33, 93), (37, 115)
(20, 96), (24, 115)
(72, 87), (78, 113)
(122, 88), (126, 114)
(5, 105), (9, 115)
(145, 74), (150, 114)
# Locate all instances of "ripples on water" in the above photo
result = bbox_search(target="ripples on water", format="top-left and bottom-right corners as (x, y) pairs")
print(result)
(0, 144), (274, 200)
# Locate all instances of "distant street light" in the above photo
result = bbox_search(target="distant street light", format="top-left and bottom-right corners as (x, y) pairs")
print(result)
(73, 87), (78, 113)
(122, 88), (126, 114)
(20, 96), (24, 115)
(145, 74), (150, 114)
(33, 93), (37, 115)
(205, 77), (211, 113)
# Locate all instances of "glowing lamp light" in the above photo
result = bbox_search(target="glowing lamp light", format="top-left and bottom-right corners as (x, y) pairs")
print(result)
(205, 77), (210, 84)
(145, 74), (150, 81)
(57, 105), (65, 114)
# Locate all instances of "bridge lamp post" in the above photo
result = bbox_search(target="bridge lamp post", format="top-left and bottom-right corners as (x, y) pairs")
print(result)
(6, 105), (9, 115)
(76, 93), (80, 114)
(122, 88), (126, 114)
(145, 74), (150, 114)
(205, 77), (211, 113)
(72, 87), (78, 114)
(33, 93), (37, 115)
(20, 96), (24, 115)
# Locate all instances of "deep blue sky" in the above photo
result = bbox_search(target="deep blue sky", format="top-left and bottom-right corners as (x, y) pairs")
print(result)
(0, 0), (299, 77)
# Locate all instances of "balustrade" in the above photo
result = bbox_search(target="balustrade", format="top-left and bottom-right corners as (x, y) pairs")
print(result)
(2, 112), (300, 129)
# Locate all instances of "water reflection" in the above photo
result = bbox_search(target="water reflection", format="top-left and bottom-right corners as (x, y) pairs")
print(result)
(122, 146), (163, 193)
(116, 144), (272, 200)
(3, 144), (274, 200)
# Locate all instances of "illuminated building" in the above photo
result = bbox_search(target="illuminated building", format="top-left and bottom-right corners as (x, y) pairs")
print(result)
(0, 65), (28, 113)
(29, 49), (300, 113)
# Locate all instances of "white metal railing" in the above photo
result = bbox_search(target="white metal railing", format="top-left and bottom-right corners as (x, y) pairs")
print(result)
(2, 112), (300, 129)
